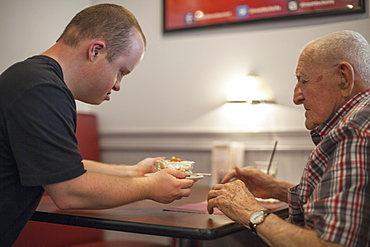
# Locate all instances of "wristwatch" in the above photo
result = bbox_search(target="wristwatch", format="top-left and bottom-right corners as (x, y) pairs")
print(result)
(248, 210), (271, 235)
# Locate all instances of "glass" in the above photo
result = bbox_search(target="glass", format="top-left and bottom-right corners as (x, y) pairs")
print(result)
(254, 161), (278, 178)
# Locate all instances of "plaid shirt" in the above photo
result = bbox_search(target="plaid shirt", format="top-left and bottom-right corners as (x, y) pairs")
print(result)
(287, 89), (370, 246)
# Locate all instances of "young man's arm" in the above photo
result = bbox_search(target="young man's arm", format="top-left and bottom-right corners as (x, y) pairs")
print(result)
(82, 157), (162, 177)
(43, 169), (194, 210)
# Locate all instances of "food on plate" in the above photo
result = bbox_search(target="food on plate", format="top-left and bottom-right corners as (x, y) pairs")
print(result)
(168, 157), (185, 162)
(155, 156), (194, 175)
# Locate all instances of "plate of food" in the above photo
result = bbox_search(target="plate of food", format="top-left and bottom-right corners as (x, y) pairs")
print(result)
(155, 156), (195, 175)
(145, 157), (212, 180)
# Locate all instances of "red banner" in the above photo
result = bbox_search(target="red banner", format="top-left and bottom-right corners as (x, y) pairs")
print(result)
(164, 0), (364, 32)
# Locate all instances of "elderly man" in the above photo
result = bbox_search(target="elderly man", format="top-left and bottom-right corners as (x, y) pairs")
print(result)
(0, 4), (194, 246)
(207, 30), (370, 247)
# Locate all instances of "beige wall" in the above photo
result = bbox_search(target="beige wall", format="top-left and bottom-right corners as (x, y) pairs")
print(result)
(1, 0), (369, 134)
(91, 0), (370, 133)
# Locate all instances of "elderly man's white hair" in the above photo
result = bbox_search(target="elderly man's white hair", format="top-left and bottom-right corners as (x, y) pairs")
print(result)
(303, 30), (370, 87)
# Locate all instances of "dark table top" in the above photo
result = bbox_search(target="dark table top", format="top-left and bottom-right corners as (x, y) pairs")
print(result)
(31, 186), (288, 240)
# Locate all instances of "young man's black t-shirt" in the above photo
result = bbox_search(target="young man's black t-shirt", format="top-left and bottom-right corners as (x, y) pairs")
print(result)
(0, 56), (86, 246)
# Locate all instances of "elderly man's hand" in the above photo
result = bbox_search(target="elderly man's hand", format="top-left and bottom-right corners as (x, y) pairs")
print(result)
(221, 166), (279, 199)
(207, 180), (265, 225)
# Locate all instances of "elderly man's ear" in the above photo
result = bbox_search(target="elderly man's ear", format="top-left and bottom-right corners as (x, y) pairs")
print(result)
(337, 62), (355, 97)
(338, 75), (347, 88)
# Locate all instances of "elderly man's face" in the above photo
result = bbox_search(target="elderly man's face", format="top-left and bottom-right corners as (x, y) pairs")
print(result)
(293, 49), (345, 130)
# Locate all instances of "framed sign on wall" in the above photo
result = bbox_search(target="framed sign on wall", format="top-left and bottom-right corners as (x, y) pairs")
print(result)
(163, 0), (365, 32)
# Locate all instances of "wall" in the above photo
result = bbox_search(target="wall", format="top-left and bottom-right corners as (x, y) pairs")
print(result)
(101, 130), (314, 184)
(1, 0), (369, 133)
(91, 0), (370, 133)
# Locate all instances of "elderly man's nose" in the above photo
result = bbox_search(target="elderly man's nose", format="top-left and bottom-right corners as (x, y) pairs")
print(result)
(293, 84), (304, 105)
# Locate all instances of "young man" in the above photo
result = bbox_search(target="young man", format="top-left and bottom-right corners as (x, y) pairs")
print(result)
(0, 4), (194, 246)
(207, 30), (370, 247)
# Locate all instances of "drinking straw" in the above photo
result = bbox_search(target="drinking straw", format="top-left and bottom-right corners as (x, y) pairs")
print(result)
(267, 140), (278, 175)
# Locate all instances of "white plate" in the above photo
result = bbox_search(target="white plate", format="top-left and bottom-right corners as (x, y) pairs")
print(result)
(144, 173), (205, 180)
(186, 174), (204, 180)
(192, 173), (212, 177)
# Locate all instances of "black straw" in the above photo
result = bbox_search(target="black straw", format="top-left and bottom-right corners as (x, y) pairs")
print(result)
(267, 140), (278, 175)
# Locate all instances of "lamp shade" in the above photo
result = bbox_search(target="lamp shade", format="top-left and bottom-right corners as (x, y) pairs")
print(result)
(226, 75), (275, 103)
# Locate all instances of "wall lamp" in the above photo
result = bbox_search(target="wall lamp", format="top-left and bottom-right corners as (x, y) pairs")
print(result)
(226, 74), (276, 104)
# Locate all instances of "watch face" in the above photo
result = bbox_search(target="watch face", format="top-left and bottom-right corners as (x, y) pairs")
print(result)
(250, 211), (265, 224)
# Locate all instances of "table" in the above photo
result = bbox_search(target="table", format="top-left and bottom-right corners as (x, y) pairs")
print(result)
(31, 186), (288, 246)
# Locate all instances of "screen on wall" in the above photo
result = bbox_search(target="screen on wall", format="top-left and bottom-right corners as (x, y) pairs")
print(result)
(163, 0), (365, 32)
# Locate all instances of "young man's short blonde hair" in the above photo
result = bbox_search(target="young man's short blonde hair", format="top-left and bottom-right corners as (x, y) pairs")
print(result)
(57, 3), (146, 62)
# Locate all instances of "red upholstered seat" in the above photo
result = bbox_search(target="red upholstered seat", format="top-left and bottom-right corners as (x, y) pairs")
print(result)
(75, 113), (101, 162)
(13, 221), (104, 247)
(70, 240), (169, 247)
(13, 220), (169, 247)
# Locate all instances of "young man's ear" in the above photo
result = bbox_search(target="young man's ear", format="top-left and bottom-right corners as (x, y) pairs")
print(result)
(88, 41), (106, 62)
